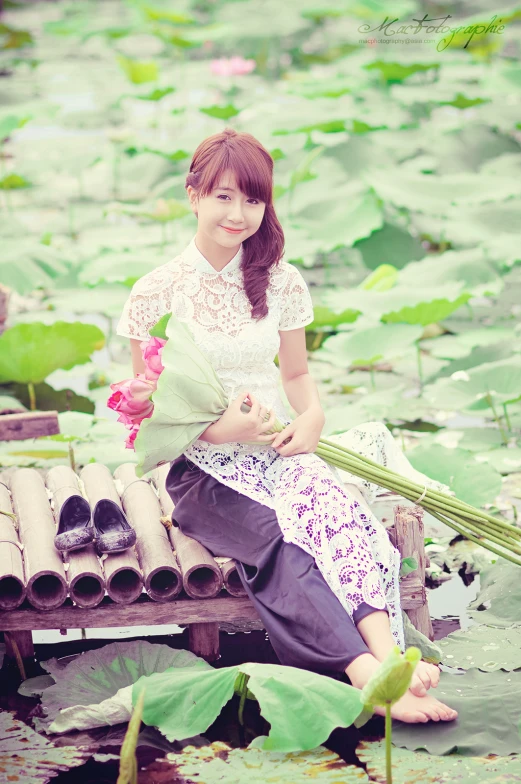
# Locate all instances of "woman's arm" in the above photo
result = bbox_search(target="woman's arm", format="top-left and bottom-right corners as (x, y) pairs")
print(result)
(130, 339), (147, 376)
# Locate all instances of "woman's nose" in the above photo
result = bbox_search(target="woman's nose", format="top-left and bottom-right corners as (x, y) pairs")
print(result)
(228, 202), (244, 222)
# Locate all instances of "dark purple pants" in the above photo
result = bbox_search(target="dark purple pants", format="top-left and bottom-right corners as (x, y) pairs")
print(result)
(166, 455), (378, 677)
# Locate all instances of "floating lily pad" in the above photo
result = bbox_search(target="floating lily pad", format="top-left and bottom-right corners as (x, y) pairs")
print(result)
(357, 739), (521, 783)
(392, 669), (521, 756)
(159, 739), (370, 782)
(438, 625), (521, 671)
(0, 711), (88, 783)
(467, 558), (521, 627)
(36, 640), (212, 732)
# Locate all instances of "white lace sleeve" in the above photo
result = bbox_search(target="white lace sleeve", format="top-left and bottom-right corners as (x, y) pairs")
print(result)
(116, 265), (175, 341)
(278, 264), (315, 331)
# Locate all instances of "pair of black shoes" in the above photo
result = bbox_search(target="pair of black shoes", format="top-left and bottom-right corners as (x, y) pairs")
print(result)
(54, 496), (136, 555)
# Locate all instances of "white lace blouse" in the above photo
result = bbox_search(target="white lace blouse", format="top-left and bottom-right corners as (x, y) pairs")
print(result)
(116, 234), (315, 453)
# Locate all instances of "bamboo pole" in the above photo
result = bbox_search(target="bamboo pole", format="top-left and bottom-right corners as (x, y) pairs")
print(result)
(114, 464), (182, 602)
(80, 464), (143, 605)
(0, 477), (26, 610)
(7, 469), (67, 610)
(46, 466), (105, 609)
(151, 464), (223, 599)
(219, 559), (247, 597)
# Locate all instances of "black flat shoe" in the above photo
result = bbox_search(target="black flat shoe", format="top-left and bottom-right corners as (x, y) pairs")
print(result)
(92, 499), (137, 555)
(54, 495), (95, 552)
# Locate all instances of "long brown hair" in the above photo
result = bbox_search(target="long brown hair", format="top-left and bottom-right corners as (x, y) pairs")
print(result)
(184, 128), (285, 321)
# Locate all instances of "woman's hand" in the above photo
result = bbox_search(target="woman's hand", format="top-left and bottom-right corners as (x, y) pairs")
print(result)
(272, 406), (325, 457)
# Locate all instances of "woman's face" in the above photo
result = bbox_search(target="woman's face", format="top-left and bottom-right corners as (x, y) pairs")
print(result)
(187, 170), (266, 249)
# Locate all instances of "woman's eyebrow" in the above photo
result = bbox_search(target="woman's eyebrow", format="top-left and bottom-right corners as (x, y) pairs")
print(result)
(215, 186), (236, 192)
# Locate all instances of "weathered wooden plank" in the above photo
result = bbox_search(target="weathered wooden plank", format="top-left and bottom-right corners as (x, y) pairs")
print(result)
(114, 464), (182, 602)
(391, 505), (433, 639)
(0, 411), (60, 441)
(188, 622), (220, 662)
(46, 466), (105, 609)
(6, 469), (67, 611)
(0, 480), (26, 610)
(80, 463), (143, 604)
(0, 594), (260, 630)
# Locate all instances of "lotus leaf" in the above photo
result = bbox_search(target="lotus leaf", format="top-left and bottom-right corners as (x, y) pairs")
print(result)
(357, 739), (521, 783)
(439, 624), (521, 671)
(392, 669), (521, 756)
(0, 710), (88, 784)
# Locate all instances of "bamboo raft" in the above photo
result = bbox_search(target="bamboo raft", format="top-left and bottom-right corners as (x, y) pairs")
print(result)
(0, 406), (432, 671)
(0, 461), (432, 669)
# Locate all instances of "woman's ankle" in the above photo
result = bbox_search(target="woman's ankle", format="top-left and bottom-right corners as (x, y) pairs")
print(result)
(344, 652), (381, 690)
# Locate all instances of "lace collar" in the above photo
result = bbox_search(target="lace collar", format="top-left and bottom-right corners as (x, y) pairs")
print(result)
(181, 235), (243, 276)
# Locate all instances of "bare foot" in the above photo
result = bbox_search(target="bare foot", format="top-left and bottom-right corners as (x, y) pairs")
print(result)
(374, 690), (458, 724)
(409, 661), (441, 697)
(346, 654), (457, 725)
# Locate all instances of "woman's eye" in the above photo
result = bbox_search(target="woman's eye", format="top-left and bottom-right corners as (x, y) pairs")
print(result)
(217, 194), (259, 204)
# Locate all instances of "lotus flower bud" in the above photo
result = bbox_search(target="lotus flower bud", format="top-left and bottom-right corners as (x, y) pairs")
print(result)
(361, 646), (421, 708)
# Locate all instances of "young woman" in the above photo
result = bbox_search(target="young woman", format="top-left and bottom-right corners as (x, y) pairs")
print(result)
(116, 128), (457, 724)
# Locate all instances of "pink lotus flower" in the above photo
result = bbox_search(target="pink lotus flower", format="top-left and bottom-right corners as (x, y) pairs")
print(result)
(125, 423), (141, 450)
(108, 374), (156, 425)
(210, 56), (256, 77)
(140, 336), (166, 382)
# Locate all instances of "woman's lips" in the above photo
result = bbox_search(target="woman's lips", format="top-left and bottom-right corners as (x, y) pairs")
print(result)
(221, 226), (244, 233)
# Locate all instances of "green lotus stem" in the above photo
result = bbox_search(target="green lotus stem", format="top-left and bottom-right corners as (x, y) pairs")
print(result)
(317, 437), (521, 536)
(27, 382), (36, 411)
(316, 444), (521, 542)
(486, 392), (508, 445)
(315, 443), (505, 531)
(385, 703), (392, 784)
(313, 446), (521, 561)
(503, 402), (512, 433)
(0, 509), (17, 521)
(238, 673), (249, 726)
(425, 507), (521, 567)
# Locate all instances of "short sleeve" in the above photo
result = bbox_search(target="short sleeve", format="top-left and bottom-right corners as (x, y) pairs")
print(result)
(116, 267), (174, 341)
(278, 264), (315, 331)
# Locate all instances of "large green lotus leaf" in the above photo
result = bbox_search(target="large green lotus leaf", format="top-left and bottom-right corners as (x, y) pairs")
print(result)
(134, 312), (230, 476)
(134, 661), (364, 752)
(398, 248), (503, 295)
(363, 169), (521, 215)
(467, 558), (521, 628)
(438, 624), (521, 671)
(46, 285), (131, 317)
(451, 428), (505, 453)
(0, 711), (88, 784)
(1, 381), (95, 415)
(323, 283), (470, 325)
(413, 199), (521, 246)
(424, 359), (521, 412)
(78, 251), (167, 286)
(357, 739), (521, 783)
(434, 343), (515, 381)
(316, 324), (423, 368)
(299, 189), (383, 251)
(240, 662), (364, 752)
(1, 238), (70, 295)
(0, 322), (105, 384)
(382, 292), (471, 326)
(392, 669), (521, 756)
(215, 0), (310, 36)
(355, 222), (426, 271)
(160, 739), (369, 783)
(423, 335), (474, 360)
(476, 448), (521, 475)
(36, 640), (211, 733)
(407, 445), (502, 507)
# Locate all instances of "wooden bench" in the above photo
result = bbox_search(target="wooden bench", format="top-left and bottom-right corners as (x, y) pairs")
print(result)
(0, 414), (432, 674)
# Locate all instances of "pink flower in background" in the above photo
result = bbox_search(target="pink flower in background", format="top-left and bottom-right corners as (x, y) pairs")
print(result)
(108, 375), (156, 425)
(140, 336), (166, 382)
(210, 56), (256, 76)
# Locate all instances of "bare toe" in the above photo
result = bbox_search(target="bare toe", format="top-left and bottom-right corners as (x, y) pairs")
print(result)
(410, 675), (427, 698)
